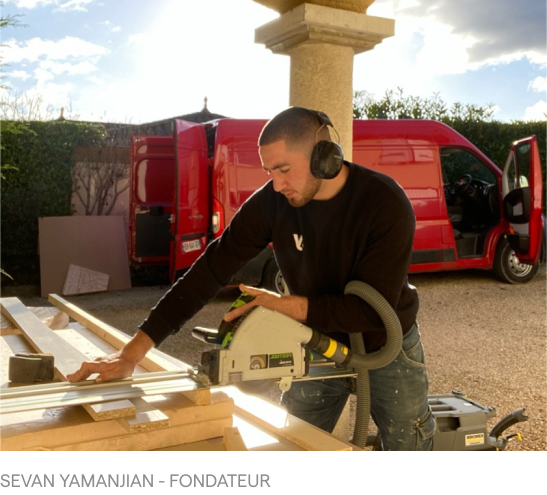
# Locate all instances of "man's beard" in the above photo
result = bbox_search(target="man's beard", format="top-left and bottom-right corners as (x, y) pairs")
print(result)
(285, 175), (322, 207)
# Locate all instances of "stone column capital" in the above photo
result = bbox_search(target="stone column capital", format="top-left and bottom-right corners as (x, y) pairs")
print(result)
(253, 1), (376, 15)
(255, 2), (394, 55)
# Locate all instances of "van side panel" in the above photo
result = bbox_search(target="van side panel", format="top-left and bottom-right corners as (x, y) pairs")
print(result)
(352, 121), (456, 270)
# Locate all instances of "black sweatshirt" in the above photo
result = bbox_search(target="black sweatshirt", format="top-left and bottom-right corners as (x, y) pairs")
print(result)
(140, 162), (419, 352)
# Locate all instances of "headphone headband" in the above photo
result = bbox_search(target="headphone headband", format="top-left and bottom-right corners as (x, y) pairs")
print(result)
(313, 110), (334, 128)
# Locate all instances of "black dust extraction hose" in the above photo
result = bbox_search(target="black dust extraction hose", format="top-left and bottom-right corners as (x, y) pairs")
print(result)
(306, 280), (403, 449)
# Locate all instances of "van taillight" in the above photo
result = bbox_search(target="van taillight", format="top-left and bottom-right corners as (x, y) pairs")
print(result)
(212, 197), (224, 238)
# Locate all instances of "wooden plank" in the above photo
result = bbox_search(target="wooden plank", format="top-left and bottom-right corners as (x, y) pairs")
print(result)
(0, 298), (90, 379)
(1, 391), (233, 451)
(223, 387), (354, 451)
(1, 306), (68, 335)
(223, 426), (247, 451)
(82, 400), (136, 421)
(119, 397), (170, 432)
(48, 294), (210, 406)
(48, 294), (185, 372)
(48, 417), (232, 451)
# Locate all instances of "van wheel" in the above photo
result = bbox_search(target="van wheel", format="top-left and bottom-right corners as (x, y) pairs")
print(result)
(261, 260), (288, 295)
(494, 238), (539, 284)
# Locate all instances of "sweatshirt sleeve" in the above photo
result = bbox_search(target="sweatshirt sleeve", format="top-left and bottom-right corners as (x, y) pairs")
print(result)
(306, 187), (418, 350)
(139, 184), (276, 347)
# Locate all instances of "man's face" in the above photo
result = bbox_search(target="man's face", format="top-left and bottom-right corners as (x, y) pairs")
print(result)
(259, 140), (321, 208)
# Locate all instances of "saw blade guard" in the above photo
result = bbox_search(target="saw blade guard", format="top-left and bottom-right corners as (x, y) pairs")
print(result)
(197, 306), (315, 388)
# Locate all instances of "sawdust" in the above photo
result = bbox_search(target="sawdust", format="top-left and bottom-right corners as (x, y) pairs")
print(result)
(3, 265), (546, 451)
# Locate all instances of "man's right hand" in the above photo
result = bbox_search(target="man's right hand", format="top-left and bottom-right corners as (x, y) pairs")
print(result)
(66, 352), (137, 382)
(67, 330), (155, 382)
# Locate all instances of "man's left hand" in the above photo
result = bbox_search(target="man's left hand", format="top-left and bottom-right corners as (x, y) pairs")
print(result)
(224, 284), (308, 323)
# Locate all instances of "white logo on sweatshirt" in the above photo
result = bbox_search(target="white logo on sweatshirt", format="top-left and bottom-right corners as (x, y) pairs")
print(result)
(293, 234), (304, 252)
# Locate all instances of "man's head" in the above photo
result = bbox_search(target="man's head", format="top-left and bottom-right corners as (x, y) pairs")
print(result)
(258, 107), (343, 207)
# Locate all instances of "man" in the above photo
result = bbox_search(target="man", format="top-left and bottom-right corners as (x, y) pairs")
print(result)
(68, 107), (434, 450)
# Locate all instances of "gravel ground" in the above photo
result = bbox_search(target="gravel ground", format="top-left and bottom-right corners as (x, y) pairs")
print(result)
(3, 265), (546, 451)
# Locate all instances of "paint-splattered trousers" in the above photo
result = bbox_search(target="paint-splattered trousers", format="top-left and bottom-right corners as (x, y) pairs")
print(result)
(281, 323), (436, 451)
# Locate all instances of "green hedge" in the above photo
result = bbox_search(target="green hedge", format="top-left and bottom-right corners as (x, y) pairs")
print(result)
(1, 121), (105, 284)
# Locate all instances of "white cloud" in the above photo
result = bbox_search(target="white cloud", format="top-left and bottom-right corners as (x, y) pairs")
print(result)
(39, 59), (99, 76)
(415, 20), (477, 76)
(32, 66), (55, 83)
(6, 69), (31, 81)
(6, 0), (93, 11)
(56, 0), (93, 12)
(374, 0), (546, 67)
(369, 0), (546, 80)
(6, 0), (57, 8)
(5, 37), (109, 93)
(3, 36), (109, 64)
(529, 76), (547, 93)
(86, 75), (104, 85)
(523, 100), (547, 121)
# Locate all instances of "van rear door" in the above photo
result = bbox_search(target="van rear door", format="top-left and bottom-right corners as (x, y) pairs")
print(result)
(501, 136), (543, 264)
(170, 119), (209, 281)
(129, 135), (175, 265)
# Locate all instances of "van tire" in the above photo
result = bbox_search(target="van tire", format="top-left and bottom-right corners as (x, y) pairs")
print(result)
(261, 259), (288, 295)
(493, 238), (539, 284)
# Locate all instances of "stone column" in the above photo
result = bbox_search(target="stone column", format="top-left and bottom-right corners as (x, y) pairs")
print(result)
(254, 1), (394, 161)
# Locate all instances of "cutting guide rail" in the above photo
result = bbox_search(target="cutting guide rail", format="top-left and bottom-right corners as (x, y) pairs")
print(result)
(0, 370), (203, 415)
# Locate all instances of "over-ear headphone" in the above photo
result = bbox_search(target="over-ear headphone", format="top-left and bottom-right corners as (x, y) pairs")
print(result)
(309, 110), (344, 179)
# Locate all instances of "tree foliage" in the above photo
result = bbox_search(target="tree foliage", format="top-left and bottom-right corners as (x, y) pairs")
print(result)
(353, 87), (497, 122)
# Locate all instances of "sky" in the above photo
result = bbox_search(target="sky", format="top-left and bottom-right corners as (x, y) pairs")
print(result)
(0, 0), (546, 124)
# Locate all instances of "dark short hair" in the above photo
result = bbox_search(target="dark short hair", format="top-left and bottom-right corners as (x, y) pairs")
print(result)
(258, 107), (324, 149)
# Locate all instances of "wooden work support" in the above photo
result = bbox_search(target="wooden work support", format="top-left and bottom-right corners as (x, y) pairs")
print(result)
(0, 390), (234, 451)
(0, 316), (234, 452)
(1, 302), (359, 451)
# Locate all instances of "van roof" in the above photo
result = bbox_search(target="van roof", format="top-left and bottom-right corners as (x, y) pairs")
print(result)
(353, 119), (467, 146)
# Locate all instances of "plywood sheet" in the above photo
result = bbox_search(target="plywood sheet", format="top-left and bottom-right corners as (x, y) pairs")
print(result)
(38, 216), (131, 297)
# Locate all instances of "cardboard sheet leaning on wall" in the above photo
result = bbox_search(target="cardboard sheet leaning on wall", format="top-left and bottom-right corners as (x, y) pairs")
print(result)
(38, 216), (132, 297)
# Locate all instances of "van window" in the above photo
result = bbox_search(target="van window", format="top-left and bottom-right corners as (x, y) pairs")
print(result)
(440, 147), (496, 185)
(440, 147), (500, 257)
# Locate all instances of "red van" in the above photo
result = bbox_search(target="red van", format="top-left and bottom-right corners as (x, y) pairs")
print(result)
(129, 118), (543, 289)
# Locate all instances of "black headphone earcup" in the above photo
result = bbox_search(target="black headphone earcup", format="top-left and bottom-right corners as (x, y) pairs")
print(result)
(310, 141), (344, 179)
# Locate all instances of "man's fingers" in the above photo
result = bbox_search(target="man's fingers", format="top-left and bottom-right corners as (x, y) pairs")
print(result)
(97, 366), (131, 383)
(224, 284), (284, 322)
(224, 299), (257, 322)
(67, 360), (116, 382)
